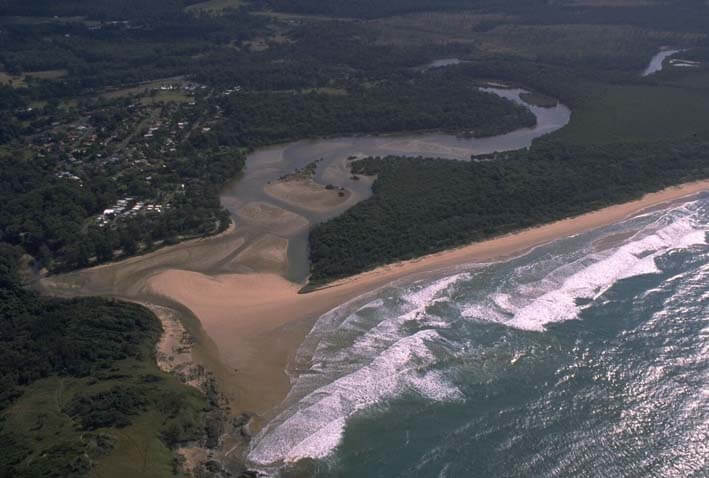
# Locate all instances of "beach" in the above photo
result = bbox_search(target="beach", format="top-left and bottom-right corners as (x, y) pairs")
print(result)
(36, 170), (709, 473)
(142, 179), (709, 419)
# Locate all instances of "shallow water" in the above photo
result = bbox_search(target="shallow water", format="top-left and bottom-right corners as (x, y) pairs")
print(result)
(220, 88), (570, 281)
(418, 58), (465, 70)
(248, 194), (709, 477)
(642, 48), (682, 77)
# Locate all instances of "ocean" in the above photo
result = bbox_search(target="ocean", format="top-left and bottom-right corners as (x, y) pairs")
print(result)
(247, 194), (708, 477)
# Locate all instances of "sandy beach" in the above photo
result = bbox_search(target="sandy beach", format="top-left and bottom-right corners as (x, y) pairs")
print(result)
(141, 179), (709, 418)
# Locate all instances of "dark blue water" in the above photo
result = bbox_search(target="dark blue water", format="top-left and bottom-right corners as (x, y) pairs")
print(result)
(249, 195), (708, 477)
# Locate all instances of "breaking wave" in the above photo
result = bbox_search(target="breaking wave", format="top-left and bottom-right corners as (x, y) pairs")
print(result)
(247, 275), (469, 469)
(461, 200), (707, 331)
(247, 196), (708, 473)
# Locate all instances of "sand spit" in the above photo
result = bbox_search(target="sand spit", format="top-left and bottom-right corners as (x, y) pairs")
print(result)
(235, 201), (309, 236)
(42, 180), (709, 421)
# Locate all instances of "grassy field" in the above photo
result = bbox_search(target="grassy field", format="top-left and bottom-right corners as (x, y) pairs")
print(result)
(0, 69), (67, 87)
(655, 63), (709, 89)
(2, 355), (205, 478)
(371, 13), (698, 62)
(0, 72), (25, 87)
(101, 79), (191, 104)
(185, 0), (243, 14)
(474, 24), (680, 62)
(549, 83), (709, 145)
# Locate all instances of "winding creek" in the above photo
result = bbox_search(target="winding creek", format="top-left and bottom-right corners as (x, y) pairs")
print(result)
(221, 86), (571, 281)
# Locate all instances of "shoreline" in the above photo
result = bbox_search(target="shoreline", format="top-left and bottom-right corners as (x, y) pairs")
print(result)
(144, 179), (709, 421)
(306, 180), (709, 293)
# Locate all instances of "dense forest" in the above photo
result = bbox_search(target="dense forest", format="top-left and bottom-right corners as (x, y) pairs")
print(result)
(218, 79), (535, 146)
(308, 141), (709, 283)
(258, 0), (709, 31)
(0, 244), (206, 476)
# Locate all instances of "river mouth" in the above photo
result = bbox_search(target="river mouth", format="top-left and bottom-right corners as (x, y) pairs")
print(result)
(38, 83), (571, 458)
(246, 191), (709, 476)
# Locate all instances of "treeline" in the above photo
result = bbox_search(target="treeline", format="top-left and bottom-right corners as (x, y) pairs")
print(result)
(0, 245), (206, 476)
(0, 10), (266, 87)
(2, 0), (206, 20)
(218, 77), (535, 146)
(258, 1), (709, 34)
(308, 141), (709, 284)
(257, 0), (545, 18)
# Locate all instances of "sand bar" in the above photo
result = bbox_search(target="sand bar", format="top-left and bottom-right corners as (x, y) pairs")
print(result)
(264, 178), (352, 213)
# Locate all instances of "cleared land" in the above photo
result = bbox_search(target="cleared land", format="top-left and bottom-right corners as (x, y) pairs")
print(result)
(0, 69), (67, 87)
(185, 0), (243, 14)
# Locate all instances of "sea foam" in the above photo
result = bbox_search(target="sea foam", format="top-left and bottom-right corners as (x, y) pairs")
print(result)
(462, 201), (707, 331)
(248, 199), (707, 472)
(247, 275), (468, 469)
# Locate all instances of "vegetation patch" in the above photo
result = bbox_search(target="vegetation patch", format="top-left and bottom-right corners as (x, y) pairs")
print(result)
(550, 84), (709, 144)
(219, 78), (536, 146)
(0, 245), (207, 477)
(308, 141), (709, 283)
(186, 0), (244, 15)
(520, 91), (558, 107)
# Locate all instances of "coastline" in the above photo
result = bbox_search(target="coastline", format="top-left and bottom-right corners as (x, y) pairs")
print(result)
(307, 180), (709, 292)
(144, 179), (709, 421)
